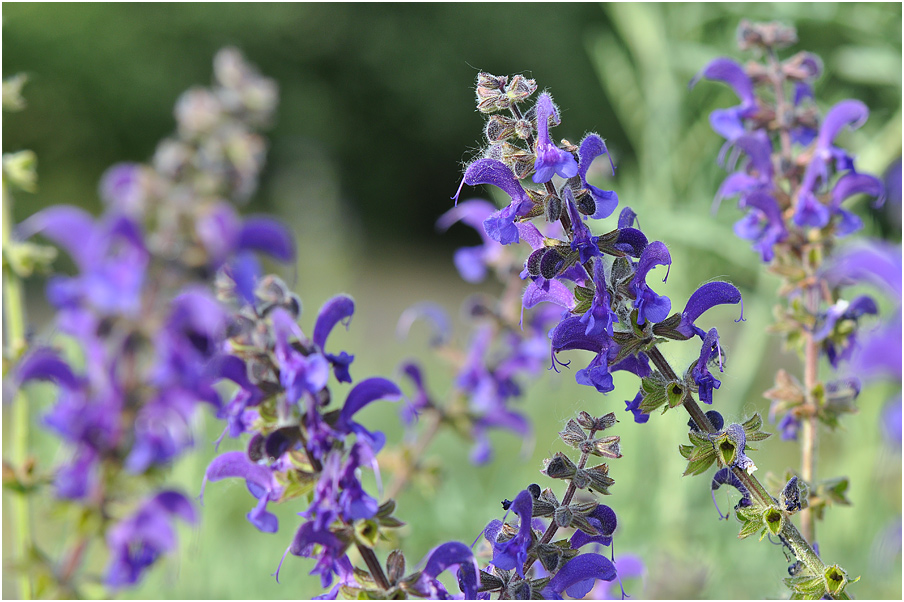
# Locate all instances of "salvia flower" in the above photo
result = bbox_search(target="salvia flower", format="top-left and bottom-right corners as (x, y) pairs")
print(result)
(532, 92), (578, 183)
(104, 491), (197, 588)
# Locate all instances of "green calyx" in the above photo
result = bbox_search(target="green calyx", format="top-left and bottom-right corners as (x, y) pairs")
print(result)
(679, 430), (718, 476)
(667, 381), (686, 408)
(714, 431), (741, 467)
(763, 506), (786, 536)
(783, 563), (858, 600)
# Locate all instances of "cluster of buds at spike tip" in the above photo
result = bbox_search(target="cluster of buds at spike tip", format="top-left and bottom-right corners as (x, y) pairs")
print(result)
(475, 72), (538, 114)
(478, 409), (623, 597)
(558, 413), (621, 459)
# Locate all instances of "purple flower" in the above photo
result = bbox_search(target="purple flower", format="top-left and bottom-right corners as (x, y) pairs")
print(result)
(625, 391), (649, 424)
(398, 361), (434, 425)
(17, 206), (149, 316)
(436, 199), (503, 283)
(813, 295), (879, 368)
(456, 159), (533, 245)
(794, 100), (870, 228)
(570, 504), (617, 549)
(577, 134), (618, 219)
(99, 163), (147, 217)
(692, 328), (723, 405)
(881, 396), (902, 447)
(289, 520), (352, 589)
(564, 188), (601, 264)
(105, 491), (197, 588)
(541, 553), (617, 600)
(713, 131), (774, 211)
(195, 202), (295, 303)
(829, 172), (885, 236)
(676, 281), (743, 339)
(125, 390), (196, 473)
(580, 258), (617, 338)
(710, 467), (752, 519)
(550, 315), (613, 394)
(691, 57), (757, 142)
(629, 241), (672, 325)
(778, 412), (801, 441)
(532, 93), (578, 183)
(332, 377), (402, 458)
(734, 190), (788, 262)
(270, 308), (330, 404)
(587, 554), (645, 600)
(412, 542), (479, 600)
(489, 489), (534, 577)
(312, 295), (357, 383)
(202, 451), (282, 533)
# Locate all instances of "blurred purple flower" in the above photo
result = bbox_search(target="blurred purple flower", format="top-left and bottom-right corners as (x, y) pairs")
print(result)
(105, 491), (197, 588)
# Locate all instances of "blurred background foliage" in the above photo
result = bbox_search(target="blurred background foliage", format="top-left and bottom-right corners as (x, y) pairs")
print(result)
(2, 2), (901, 599)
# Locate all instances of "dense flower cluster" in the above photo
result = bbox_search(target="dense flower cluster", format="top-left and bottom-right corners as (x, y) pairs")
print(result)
(12, 48), (292, 589)
(694, 22), (893, 447)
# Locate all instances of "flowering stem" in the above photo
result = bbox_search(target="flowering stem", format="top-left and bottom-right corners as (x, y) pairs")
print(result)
(356, 543), (391, 591)
(2, 180), (33, 600)
(522, 428), (597, 574)
(645, 345), (836, 591)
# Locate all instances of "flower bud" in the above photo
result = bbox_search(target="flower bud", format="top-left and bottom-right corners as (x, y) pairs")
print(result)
(541, 452), (577, 480)
(505, 74), (537, 105)
(485, 115), (518, 142)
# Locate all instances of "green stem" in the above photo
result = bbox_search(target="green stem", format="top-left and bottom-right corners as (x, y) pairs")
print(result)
(3, 179), (33, 599)
(645, 344), (836, 592)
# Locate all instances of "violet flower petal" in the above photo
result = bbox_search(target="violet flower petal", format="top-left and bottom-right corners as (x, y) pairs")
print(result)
(543, 553), (617, 600)
(237, 217), (295, 261)
(678, 281), (743, 339)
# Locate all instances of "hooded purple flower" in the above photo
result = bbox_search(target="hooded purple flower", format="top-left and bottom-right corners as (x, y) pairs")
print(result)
(202, 451), (282, 533)
(289, 520), (353, 589)
(541, 553), (617, 600)
(16, 206), (149, 316)
(577, 134), (618, 219)
(580, 258), (618, 338)
(692, 328), (723, 404)
(676, 281), (743, 339)
(488, 489), (534, 577)
(532, 93), (578, 183)
(794, 100), (871, 228)
(813, 295), (879, 368)
(455, 159), (533, 245)
(713, 131), (774, 212)
(564, 188), (601, 264)
(550, 315), (613, 394)
(105, 491), (197, 588)
(195, 202), (295, 303)
(312, 295), (357, 383)
(331, 377), (402, 458)
(411, 542), (479, 600)
(269, 307), (330, 404)
(691, 57), (757, 142)
(624, 391), (649, 424)
(829, 172), (885, 236)
(733, 190), (788, 262)
(570, 504), (617, 549)
(629, 241), (672, 325)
